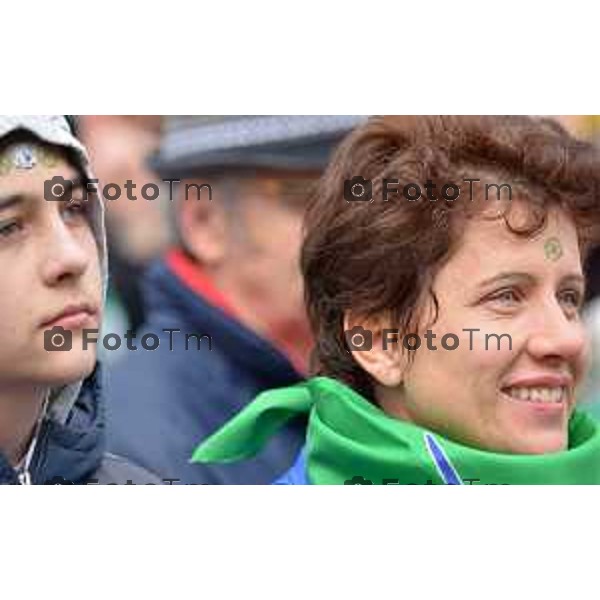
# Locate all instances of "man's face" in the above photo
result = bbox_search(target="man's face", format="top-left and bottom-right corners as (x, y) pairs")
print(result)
(389, 203), (589, 454)
(180, 171), (316, 368)
(0, 141), (102, 389)
(226, 174), (313, 333)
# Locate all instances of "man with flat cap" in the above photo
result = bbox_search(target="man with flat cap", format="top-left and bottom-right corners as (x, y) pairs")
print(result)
(106, 115), (365, 484)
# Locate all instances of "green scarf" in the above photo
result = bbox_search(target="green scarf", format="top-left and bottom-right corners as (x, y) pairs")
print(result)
(192, 376), (600, 484)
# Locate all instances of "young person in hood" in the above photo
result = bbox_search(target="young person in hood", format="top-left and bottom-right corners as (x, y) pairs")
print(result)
(0, 115), (160, 484)
(192, 115), (600, 484)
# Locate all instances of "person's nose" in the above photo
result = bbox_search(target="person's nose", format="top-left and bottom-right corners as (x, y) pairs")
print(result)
(525, 299), (588, 365)
(40, 217), (89, 287)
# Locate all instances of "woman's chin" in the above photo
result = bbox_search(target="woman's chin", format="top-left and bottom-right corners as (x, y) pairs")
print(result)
(491, 426), (569, 455)
(492, 391), (570, 454)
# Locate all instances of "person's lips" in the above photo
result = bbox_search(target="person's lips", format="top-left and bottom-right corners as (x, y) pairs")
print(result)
(499, 372), (575, 409)
(41, 302), (99, 329)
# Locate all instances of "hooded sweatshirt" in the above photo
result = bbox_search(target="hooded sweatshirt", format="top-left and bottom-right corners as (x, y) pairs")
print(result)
(0, 115), (159, 484)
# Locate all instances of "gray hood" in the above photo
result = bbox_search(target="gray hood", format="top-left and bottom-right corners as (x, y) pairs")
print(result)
(0, 115), (108, 424)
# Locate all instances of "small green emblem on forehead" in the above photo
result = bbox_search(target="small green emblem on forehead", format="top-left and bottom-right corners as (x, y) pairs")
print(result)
(544, 237), (563, 261)
(0, 143), (61, 175)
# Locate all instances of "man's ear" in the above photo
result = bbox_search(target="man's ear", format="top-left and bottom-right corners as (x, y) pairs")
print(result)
(178, 191), (229, 266)
(343, 311), (406, 388)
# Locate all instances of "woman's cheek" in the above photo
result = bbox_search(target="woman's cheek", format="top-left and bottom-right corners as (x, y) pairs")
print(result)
(455, 326), (518, 369)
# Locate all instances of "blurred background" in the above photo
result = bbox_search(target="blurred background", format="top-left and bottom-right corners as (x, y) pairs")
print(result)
(532, 116), (600, 415)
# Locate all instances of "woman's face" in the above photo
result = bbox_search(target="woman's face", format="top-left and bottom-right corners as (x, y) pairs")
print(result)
(376, 202), (589, 454)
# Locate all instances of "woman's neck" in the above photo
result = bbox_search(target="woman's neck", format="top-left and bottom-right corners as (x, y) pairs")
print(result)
(0, 385), (47, 466)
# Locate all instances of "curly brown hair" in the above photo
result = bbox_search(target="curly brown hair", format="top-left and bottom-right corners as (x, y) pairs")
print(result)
(301, 115), (600, 397)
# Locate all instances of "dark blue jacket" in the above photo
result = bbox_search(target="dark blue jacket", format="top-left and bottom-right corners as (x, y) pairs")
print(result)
(106, 258), (306, 484)
(0, 365), (160, 485)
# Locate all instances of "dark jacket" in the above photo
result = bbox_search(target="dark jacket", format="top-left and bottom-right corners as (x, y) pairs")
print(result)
(0, 365), (161, 485)
(106, 257), (306, 484)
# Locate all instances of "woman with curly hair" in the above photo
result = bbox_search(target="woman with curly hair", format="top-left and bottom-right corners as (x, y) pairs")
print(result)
(192, 115), (600, 484)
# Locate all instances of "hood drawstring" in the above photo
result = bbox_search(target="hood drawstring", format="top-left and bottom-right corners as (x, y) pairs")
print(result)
(17, 394), (49, 485)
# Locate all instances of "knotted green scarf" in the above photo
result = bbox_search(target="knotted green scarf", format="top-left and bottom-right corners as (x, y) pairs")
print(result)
(192, 376), (600, 484)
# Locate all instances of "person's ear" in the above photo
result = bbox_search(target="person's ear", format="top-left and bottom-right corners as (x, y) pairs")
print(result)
(343, 311), (406, 388)
(178, 190), (229, 266)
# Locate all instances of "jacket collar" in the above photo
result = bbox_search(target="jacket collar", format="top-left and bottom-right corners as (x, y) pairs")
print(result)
(0, 364), (105, 485)
(166, 249), (238, 318)
(143, 254), (302, 388)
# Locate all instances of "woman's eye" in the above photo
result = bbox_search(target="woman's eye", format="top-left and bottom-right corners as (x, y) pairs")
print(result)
(559, 289), (583, 311)
(488, 288), (520, 305)
(0, 220), (22, 238)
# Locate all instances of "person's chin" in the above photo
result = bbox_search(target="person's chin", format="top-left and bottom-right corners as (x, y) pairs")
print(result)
(506, 429), (569, 455)
(496, 390), (570, 454)
(493, 412), (569, 454)
(37, 350), (97, 386)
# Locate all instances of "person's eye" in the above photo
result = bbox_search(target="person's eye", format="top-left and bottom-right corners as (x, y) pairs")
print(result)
(559, 289), (584, 313)
(0, 220), (22, 238)
(487, 287), (521, 306)
(62, 201), (88, 222)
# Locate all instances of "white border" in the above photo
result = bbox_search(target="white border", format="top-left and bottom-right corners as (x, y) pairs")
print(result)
(1, 2), (598, 113)
(3, 487), (597, 599)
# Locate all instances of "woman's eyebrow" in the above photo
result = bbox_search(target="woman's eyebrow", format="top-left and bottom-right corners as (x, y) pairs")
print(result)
(561, 273), (586, 290)
(476, 272), (586, 294)
(475, 272), (536, 290)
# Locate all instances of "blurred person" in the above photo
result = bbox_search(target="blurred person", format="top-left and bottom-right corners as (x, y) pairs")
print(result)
(106, 116), (366, 484)
(78, 115), (170, 334)
(0, 116), (159, 484)
(193, 115), (600, 484)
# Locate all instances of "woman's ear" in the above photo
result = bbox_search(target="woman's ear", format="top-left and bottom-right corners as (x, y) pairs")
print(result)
(343, 311), (406, 388)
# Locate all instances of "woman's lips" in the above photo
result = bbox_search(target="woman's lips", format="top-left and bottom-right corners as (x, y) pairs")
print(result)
(500, 387), (569, 409)
(500, 373), (574, 408)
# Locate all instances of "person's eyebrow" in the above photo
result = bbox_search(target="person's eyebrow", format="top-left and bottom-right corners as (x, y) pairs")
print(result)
(0, 192), (26, 212)
(475, 272), (536, 290)
(0, 173), (85, 211)
(476, 271), (586, 295)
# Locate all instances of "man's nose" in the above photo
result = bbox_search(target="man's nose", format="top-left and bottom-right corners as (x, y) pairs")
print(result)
(525, 300), (588, 363)
(41, 218), (88, 286)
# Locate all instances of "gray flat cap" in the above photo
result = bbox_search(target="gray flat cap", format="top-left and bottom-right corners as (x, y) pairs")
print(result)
(151, 115), (367, 177)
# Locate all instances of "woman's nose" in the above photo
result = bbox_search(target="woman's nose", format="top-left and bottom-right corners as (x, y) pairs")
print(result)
(525, 302), (588, 364)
